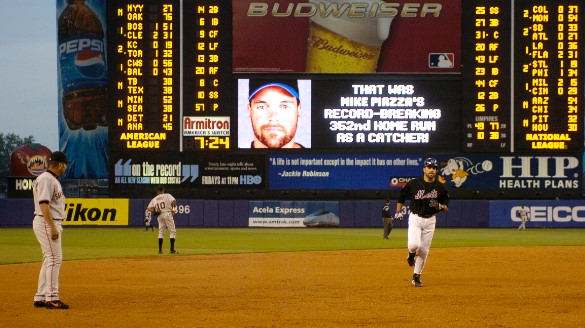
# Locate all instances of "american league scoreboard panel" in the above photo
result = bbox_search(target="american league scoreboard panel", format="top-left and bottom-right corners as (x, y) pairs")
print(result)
(106, 0), (584, 200)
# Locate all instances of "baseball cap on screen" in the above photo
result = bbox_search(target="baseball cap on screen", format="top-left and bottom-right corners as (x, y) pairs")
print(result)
(424, 158), (438, 168)
(248, 79), (299, 101)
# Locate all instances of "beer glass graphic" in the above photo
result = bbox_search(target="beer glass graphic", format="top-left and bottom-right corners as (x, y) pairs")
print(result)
(306, 0), (395, 73)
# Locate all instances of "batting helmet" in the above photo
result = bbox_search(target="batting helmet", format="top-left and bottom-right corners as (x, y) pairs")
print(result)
(424, 158), (438, 168)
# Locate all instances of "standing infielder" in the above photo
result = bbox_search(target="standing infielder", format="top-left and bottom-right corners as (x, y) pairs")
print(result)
(518, 205), (530, 231)
(32, 151), (70, 309)
(394, 158), (450, 287)
(146, 186), (178, 254)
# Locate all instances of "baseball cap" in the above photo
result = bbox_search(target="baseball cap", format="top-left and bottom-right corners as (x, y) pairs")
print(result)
(49, 151), (71, 163)
(248, 79), (299, 101)
(423, 158), (438, 168)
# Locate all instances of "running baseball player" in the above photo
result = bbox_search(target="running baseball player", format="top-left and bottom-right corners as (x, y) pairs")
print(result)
(32, 151), (70, 309)
(518, 205), (530, 231)
(394, 158), (450, 287)
(146, 186), (178, 254)
(382, 198), (393, 239)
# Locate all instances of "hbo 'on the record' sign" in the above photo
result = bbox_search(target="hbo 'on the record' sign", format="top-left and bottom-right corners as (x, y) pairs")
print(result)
(240, 175), (262, 185)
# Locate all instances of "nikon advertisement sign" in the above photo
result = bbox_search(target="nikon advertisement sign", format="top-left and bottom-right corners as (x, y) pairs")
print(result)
(63, 199), (129, 226)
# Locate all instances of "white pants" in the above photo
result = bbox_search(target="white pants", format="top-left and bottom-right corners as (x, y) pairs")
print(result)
(408, 214), (436, 275)
(518, 218), (527, 230)
(157, 212), (177, 239)
(33, 216), (63, 302)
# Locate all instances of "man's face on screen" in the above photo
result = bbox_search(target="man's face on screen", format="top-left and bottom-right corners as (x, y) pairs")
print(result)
(248, 86), (301, 148)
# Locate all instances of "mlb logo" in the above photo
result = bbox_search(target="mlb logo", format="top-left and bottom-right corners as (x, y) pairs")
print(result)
(429, 53), (454, 68)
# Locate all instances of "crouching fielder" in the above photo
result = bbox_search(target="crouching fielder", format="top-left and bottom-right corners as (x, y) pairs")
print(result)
(144, 209), (155, 231)
(146, 186), (178, 254)
(394, 158), (450, 287)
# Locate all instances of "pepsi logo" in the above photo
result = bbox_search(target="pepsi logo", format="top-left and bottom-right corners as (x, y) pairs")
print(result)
(75, 49), (105, 78)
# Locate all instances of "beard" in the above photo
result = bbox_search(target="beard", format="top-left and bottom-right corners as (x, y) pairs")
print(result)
(425, 170), (436, 181)
(256, 124), (295, 148)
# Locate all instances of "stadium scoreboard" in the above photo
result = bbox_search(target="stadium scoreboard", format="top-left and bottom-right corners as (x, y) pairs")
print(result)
(109, 0), (232, 152)
(108, 0), (583, 153)
(106, 0), (584, 198)
(461, 0), (582, 152)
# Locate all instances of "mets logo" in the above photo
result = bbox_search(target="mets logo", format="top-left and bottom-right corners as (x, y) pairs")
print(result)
(27, 155), (47, 176)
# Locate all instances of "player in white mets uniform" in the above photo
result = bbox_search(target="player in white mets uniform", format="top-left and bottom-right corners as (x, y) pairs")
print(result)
(394, 158), (450, 287)
(146, 186), (179, 254)
(32, 151), (70, 309)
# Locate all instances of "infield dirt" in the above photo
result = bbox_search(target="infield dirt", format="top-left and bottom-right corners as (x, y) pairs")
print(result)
(2, 247), (583, 327)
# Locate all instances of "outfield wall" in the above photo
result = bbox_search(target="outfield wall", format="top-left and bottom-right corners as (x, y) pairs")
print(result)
(1, 199), (584, 228)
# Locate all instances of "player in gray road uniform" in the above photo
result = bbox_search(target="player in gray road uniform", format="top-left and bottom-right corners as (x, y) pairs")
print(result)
(518, 205), (530, 230)
(32, 151), (70, 309)
(144, 208), (155, 231)
(146, 186), (178, 254)
(394, 158), (450, 287)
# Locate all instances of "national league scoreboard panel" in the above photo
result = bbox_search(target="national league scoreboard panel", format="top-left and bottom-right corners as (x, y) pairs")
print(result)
(106, 0), (584, 198)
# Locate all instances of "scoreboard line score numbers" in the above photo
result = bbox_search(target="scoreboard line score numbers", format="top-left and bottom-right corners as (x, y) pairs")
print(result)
(514, 2), (582, 151)
(462, 1), (511, 151)
(110, 1), (181, 151)
(160, 3), (175, 134)
(182, 1), (232, 150)
(462, 0), (583, 152)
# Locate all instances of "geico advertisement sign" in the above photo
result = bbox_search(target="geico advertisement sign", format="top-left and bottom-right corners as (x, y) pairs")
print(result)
(64, 198), (129, 225)
(511, 206), (585, 222)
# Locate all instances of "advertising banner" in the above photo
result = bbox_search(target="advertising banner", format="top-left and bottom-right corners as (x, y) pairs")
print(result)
(233, 0), (461, 73)
(57, 0), (109, 178)
(432, 154), (582, 192)
(489, 200), (585, 228)
(268, 154), (422, 189)
(249, 200), (340, 227)
(63, 198), (129, 226)
(268, 153), (582, 192)
(110, 152), (266, 190)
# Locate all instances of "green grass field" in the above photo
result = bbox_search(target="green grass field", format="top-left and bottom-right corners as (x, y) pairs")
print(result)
(1, 227), (584, 265)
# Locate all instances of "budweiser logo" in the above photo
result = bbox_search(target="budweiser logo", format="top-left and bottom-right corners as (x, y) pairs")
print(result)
(308, 36), (377, 60)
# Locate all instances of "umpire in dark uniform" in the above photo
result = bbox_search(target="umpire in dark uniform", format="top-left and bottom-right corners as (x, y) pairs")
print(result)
(382, 198), (393, 239)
